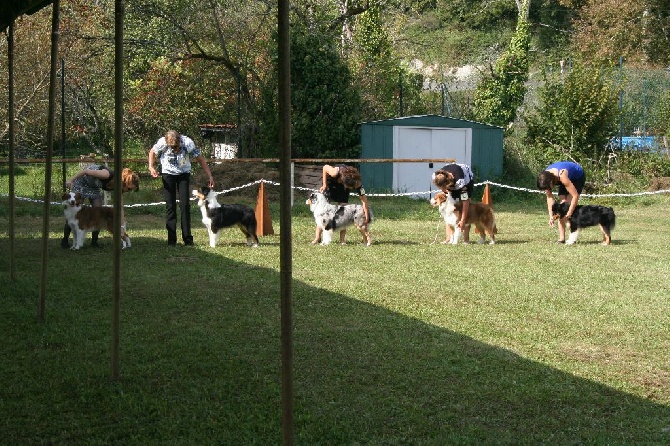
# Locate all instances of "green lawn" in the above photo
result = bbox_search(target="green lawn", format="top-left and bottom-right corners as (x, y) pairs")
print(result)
(1, 191), (670, 444)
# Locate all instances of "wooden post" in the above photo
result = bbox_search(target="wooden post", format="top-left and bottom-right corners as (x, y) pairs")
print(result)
(255, 181), (275, 236)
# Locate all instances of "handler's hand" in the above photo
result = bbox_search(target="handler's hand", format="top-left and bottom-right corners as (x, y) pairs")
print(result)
(548, 217), (555, 228)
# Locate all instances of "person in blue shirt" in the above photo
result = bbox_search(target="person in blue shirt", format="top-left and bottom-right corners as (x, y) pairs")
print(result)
(537, 161), (585, 243)
(149, 130), (214, 246)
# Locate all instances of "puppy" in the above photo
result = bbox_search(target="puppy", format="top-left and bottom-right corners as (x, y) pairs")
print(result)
(430, 191), (497, 245)
(306, 192), (372, 246)
(552, 202), (615, 245)
(61, 192), (131, 250)
(192, 187), (259, 248)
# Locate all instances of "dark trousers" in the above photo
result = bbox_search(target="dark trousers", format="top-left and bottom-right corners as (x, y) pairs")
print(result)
(162, 173), (193, 244)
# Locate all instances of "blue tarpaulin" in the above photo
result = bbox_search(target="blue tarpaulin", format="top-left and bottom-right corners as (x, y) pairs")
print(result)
(610, 136), (659, 151)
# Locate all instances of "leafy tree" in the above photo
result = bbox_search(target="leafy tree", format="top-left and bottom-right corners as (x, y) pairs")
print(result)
(258, 26), (362, 158)
(569, 0), (670, 67)
(473, 0), (531, 127)
(524, 64), (619, 166)
(0, 9), (53, 156)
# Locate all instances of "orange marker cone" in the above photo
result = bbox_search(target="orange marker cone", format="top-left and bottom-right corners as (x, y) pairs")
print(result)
(481, 183), (492, 207)
(254, 181), (275, 236)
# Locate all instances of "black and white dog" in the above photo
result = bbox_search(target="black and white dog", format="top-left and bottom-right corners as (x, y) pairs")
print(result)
(306, 192), (373, 246)
(193, 187), (259, 248)
(552, 202), (616, 245)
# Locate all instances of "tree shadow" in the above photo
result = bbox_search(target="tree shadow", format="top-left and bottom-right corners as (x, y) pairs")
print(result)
(0, 236), (668, 444)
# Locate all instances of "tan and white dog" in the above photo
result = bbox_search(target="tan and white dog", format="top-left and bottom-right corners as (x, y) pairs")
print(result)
(61, 192), (131, 250)
(430, 191), (497, 245)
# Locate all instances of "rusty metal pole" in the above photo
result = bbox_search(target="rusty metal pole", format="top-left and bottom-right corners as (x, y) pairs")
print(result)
(8, 21), (16, 281)
(278, 0), (293, 443)
(111, 0), (124, 381)
(38, 0), (61, 323)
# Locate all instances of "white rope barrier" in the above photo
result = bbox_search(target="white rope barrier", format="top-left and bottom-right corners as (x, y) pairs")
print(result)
(2, 178), (670, 207)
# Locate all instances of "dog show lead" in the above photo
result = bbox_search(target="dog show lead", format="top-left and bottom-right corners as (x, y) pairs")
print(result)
(431, 163), (475, 244)
(61, 164), (140, 248)
(536, 161), (585, 243)
(313, 164), (371, 245)
(149, 129), (215, 246)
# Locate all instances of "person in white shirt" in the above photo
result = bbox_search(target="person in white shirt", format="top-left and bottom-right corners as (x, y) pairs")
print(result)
(149, 130), (214, 246)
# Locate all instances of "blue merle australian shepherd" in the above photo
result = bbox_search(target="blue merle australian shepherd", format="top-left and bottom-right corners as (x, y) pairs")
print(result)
(306, 191), (373, 246)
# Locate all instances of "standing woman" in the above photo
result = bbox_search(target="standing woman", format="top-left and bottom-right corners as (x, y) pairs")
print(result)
(314, 164), (370, 245)
(148, 130), (214, 246)
(537, 161), (585, 243)
(62, 164), (140, 248)
(432, 163), (475, 244)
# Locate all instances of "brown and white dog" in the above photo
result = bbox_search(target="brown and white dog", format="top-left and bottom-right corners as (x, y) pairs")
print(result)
(430, 191), (497, 245)
(61, 192), (131, 250)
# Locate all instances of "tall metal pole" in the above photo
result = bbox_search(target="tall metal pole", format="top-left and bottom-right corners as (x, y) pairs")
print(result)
(39, 0), (61, 322)
(8, 21), (16, 281)
(237, 76), (243, 156)
(112, 0), (124, 381)
(399, 71), (404, 116)
(61, 58), (66, 192)
(277, 0), (293, 443)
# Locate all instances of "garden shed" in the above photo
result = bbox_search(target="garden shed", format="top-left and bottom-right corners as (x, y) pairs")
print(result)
(359, 115), (503, 196)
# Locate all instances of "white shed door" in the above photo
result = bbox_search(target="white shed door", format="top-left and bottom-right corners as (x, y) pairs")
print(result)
(392, 127), (471, 196)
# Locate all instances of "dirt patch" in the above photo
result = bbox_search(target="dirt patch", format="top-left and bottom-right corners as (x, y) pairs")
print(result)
(649, 177), (670, 191)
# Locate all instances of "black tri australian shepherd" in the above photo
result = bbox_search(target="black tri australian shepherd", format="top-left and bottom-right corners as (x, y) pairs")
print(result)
(192, 186), (259, 248)
(552, 201), (616, 245)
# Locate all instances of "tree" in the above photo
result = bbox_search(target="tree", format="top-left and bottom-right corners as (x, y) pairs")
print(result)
(0, 8), (54, 156)
(569, 0), (670, 67)
(258, 26), (362, 158)
(524, 64), (619, 166)
(473, 0), (531, 127)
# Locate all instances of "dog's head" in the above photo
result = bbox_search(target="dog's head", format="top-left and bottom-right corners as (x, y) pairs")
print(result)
(192, 186), (218, 206)
(430, 191), (448, 207)
(306, 191), (327, 207)
(551, 202), (570, 220)
(62, 191), (83, 207)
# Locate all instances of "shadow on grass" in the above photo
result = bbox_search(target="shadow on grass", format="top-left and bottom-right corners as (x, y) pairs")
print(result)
(0, 236), (668, 444)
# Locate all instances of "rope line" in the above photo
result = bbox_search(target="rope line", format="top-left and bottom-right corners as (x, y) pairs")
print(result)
(3, 178), (670, 207)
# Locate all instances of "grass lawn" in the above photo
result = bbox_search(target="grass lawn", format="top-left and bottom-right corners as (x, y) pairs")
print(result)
(1, 188), (670, 444)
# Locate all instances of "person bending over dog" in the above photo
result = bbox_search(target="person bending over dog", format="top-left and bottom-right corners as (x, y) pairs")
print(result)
(432, 163), (475, 243)
(149, 130), (215, 246)
(537, 161), (585, 244)
(313, 164), (371, 245)
(61, 164), (139, 248)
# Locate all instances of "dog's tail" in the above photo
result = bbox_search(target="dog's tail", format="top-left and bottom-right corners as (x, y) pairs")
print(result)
(608, 207), (616, 230)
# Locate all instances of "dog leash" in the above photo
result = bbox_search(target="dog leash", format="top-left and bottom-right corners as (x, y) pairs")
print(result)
(430, 218), (443, 245)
